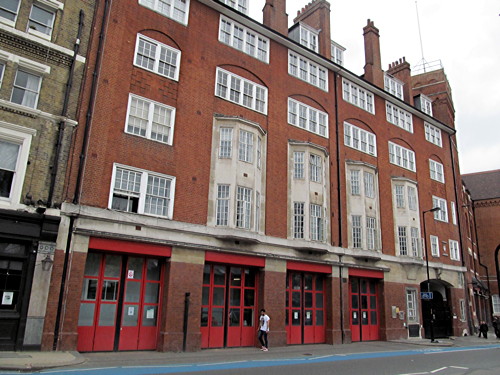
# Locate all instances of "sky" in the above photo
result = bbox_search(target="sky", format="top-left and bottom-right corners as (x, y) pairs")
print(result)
(248, 0), (500, 175)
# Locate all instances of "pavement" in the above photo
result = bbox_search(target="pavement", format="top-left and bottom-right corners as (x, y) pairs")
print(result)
(0, 334), (499, 373)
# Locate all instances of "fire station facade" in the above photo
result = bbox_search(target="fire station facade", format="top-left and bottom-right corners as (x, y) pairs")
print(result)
(41, 0), (468, 352)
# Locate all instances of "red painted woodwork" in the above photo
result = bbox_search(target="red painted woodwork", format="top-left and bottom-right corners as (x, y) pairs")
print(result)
(89, 237), (171, 257)
(350, 277), (380, 342)
(287, 260), (332, 274)
(77, 253), (162, 351)
(349, 268), (384, 279)
(205, 251), (265, 267)
(285, 272), (325, 344)
(201, 264), (258, 348)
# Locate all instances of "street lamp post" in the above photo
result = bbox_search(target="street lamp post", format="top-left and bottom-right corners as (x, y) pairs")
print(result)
(422, 206), (441, 343)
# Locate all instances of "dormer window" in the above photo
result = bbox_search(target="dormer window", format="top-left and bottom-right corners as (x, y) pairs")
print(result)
(220, 0), (248, 14)
(415, 94), (433, 116)
(384, 73), (404, 100)
(289, 23), (319, 52)
(331, 41), (345, 66)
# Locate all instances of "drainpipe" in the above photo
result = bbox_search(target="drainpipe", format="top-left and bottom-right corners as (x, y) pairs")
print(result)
(334, 70), (344, 343)
(338, 255), (345, 343)
(47, 10), (84, 207)
(74, 0), (112, 203)
(333, 72), (342, 247)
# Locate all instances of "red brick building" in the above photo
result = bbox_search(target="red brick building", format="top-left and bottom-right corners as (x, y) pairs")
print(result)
(462, 170), (500, 322)
(41, 0), (469, 352)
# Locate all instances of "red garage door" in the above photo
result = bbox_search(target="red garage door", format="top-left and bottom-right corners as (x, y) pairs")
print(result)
(77, 253), (163, 351)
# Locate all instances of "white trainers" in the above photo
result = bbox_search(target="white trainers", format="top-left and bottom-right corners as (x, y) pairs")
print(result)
(262, 347), (268, 351)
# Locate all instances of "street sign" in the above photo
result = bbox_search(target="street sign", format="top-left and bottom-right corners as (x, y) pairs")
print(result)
(421, 292), (433, 300)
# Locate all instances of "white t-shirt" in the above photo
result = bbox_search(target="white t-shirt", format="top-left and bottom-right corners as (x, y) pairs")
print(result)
(260, 314), (270, 331)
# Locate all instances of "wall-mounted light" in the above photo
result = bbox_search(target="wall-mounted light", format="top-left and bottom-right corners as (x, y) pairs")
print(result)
(41, 254), (53, 271)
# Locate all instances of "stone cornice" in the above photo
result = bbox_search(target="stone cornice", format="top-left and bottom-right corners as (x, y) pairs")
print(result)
(0, 29), (76, 67)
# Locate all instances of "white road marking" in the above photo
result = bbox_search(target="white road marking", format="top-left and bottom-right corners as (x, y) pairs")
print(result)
(430, 367), (447, 373)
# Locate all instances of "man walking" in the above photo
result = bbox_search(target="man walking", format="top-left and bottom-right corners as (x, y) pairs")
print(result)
(258, 309), (270, 351)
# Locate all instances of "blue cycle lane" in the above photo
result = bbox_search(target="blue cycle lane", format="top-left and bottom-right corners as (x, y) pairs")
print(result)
(1, 344), (499, 375)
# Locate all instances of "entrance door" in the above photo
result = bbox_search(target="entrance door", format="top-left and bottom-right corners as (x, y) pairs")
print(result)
(77, 253), (162, 351)
(285, 272), (325, 344)
(350, 277), (379, 342)
(0, 242), (30, 351)
(201, 264), (257, 348)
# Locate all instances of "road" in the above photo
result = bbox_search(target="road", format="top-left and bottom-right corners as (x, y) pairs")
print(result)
(5, 344), (498, 375)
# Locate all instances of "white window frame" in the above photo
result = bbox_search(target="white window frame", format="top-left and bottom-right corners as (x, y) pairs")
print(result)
(430, 235), (439, 257)
(288, 98), (328, 138)
(331, 41), (345, 66)
(342, 78), (375, 114)
(138, 0), (190, 25)
(288, 50), (328, 91)
(134, 34), (181, 81)
(309, 154), (322, 183)
(410, 227), (420, 257)
(293, 151), (305, 179)
(407, 186), (417, 211)
(451, 201), (457, 225)
(394, 185), (405, 208)
(429, 159), (444, 183)
(236, 186), (252, 229)
(364, 171), (375, 199)
(386, 102), (413, 133)
(27, 2), (56, 40)
(255, 191), (260, 232)
(350, 170), (360, 196)
(344, 122), (377, 156)
(220, 0), (248, 14)
(125, 93), (176, 145)
(0, 122), (35, 207)
(366, 216), (377, 250)
(10, 69), (42, 109)
(215, 67), (268, 114)
(398, 226), (408, 256)
(238, 129), (254, 163)
(216, 184), (230, 226)
(219, 127), (233, 158)
(388, 142), (416, 172)
(310, 203), (324, 242)
(219, 16), (269, 63)
(384, 74), (404, 100)
(406, 289), (419, 323)
(293, 201), (305, 239)
(109, 163), (176, 218)
(298, 24), (319, 52)
(420, 95), (433, 116)
(0, 61), (5, 88)
(424, 122), (442, 147)
(492, 294), (500, 315)
(352, 215), (362, 249)
(449, 239), (460, 261)
(432, 196), (448, 222)
(0, 0), (20, 27)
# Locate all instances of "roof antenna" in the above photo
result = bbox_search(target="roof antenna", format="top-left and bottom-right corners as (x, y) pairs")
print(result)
(415, 0), (427, 72)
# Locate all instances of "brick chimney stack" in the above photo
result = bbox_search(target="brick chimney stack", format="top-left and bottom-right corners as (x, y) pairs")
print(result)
(263, 0), (288, 36)
(293, 0), (331, 59)
(363, 19), (384, 88)
(387, 57), (413, 105)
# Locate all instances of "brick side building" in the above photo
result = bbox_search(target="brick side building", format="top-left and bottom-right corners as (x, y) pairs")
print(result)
(41, 0), (468, 352)
(0, 0), (95, 350)
(462, 170), (500, 321)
